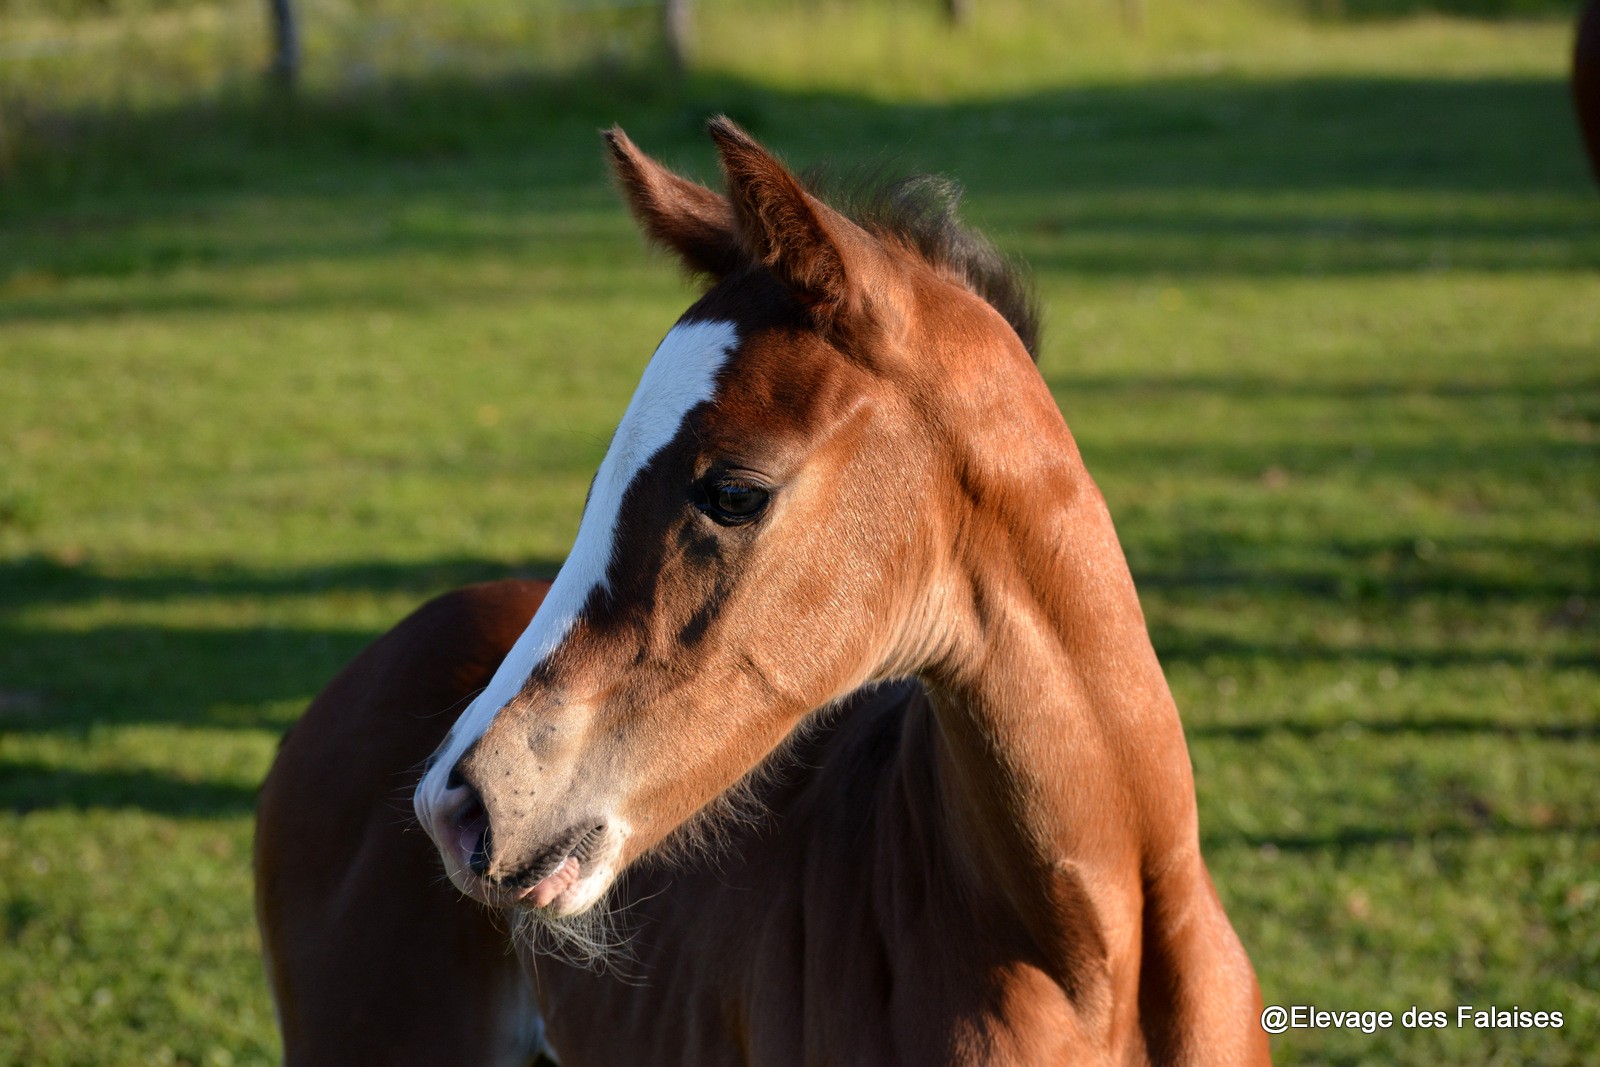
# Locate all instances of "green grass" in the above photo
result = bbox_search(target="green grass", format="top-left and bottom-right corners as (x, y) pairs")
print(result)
(2, 0), (1598, 1063)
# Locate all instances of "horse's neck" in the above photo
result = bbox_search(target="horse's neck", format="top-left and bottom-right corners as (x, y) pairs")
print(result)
(915, 453), (1203, 1016)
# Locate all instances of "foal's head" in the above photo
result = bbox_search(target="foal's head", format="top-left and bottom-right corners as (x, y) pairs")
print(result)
(415, 119), (1061, 921)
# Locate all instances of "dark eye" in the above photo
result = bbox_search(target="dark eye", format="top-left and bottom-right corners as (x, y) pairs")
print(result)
(702, 480), (770, 525)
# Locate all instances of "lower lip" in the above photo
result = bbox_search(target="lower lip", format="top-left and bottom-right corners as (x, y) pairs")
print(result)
(519, 855), (582, 908)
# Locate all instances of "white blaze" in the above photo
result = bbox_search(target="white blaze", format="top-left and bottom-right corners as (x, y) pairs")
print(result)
(414, 320), (739, 824)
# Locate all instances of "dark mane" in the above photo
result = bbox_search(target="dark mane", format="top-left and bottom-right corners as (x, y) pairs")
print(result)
(817, 171), (1041, 362)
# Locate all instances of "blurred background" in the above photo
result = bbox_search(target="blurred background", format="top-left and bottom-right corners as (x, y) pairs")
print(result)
(2, 0), (1597, 1063)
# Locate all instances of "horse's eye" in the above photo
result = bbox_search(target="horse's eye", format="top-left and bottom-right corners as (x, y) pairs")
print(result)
(704, 481), (769, 524)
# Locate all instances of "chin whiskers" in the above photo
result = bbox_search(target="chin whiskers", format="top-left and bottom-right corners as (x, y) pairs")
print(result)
(510, 891), (633, 975)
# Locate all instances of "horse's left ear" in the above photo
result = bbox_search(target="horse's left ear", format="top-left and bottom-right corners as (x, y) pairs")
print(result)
(707, 116), (888, 329)
(605, 126), (745, 279)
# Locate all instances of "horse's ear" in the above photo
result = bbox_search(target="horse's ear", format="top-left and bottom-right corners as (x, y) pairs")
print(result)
(604, 126), (745, 279)
(706, 116), (877, 326)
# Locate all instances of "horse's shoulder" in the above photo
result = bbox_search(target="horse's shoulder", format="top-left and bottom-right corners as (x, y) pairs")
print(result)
(390, 577), (553, 658)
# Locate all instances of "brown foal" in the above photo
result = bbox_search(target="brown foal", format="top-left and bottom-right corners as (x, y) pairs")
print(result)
(256, 120), (1270, 1065)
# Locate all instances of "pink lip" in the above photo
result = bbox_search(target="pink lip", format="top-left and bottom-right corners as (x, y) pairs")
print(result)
(519, 855), (581, 908)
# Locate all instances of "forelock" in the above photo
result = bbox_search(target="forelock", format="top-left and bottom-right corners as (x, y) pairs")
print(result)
(808, 169), (1041, 362)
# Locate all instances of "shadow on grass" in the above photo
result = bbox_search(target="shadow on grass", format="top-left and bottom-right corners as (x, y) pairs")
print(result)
(2, 66), (1595, 303)
(1303, 0), (1584, 21)
(0, 555), (561, 739)
(1127, 531), (1595, 606)
(1155, 632), (1598, 670)
(1203, 817), (1600, 854)
(0, 554), (560, 608)
(1189, 716), (1600, 741)
(0, 760), (259, 817)
(1050, 369), (1600, 403)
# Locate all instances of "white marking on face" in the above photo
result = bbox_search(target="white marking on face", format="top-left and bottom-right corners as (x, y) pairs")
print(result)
(414, 319), (739, 828)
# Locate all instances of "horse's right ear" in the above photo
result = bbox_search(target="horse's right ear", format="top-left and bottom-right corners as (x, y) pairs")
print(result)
(604, 127), (745, 279)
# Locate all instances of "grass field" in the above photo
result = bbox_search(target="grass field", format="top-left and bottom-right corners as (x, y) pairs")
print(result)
(2, 0), (1598, 1062)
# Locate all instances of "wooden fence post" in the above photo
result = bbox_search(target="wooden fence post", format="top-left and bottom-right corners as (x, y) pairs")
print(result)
(664, 0), (693, 73)
(267, 0), (301, 89)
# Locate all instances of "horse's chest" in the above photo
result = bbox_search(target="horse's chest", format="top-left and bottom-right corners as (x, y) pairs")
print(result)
(539, 953), (1067, 1067)
(532, 694), (1084, 1064)
(533, 854), (1079, 1066)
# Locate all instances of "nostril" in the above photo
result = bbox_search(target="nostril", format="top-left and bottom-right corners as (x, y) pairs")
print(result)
(466, 821), (491, 877)
(435, 760), (493, 878)
(454, 789), (492, 876)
